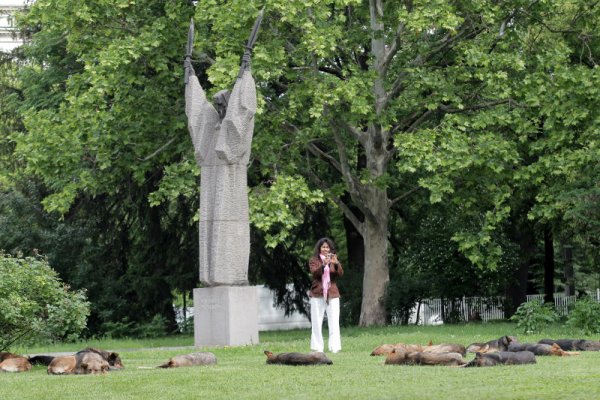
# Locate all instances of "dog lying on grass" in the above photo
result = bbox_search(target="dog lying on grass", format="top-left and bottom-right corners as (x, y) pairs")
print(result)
(77, 348), (124, 370)
(0, 354), (32, 372)
(371, 343), (466, 356)
(157, 352), (217, 368)
(384, 349), (466, 366)
(508, 342), (578, 356)
(32, 347), (124, 370)
(48, 352), (109, 375)
(264, 351), (333, 366)
(466, 335), (518, 353)
(47, 348), (123, 375)
(463, 351), (536, 367)
(538, 338), (600, 351)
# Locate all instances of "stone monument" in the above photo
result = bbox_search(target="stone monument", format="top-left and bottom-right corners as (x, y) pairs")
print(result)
(184, 12), (263, 346)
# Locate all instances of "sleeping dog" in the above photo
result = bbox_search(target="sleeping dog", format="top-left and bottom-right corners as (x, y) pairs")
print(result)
(463, 351), (536, 367)
(466, 335), (518, 353)
(538, 338), (600, 351)
(384, 349), (466, 366)
(371, 343), (466, 356)
(0, 353), (32, 373)
(157, 352), (217, 368)
(508, 342), (578, 356)
(264, 350), (333, 366)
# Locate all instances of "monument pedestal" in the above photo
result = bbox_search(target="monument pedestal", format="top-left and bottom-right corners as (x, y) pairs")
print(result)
(193, 286), (259, 347)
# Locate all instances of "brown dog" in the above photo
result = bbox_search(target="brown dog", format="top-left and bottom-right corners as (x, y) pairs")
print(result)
(77, 348), (124, 370)
(157, 352), (217, 368)
(48, 352), (109, 375)
(264, 350), (333, 366)
(371, 343), (466, 356)
(466, 336), (518, 353)
(463, 350), (536, 367)
(384, 349), (466, 366)
(0, 356), (32, 372)
(31, 347), (124, 370)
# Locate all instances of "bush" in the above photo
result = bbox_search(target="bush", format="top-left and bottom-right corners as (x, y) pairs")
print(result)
(0, 253), (90, 350)
(566, 296), (600, 334)
(510, 300), (559, 334)
(101, 314), (167, 338)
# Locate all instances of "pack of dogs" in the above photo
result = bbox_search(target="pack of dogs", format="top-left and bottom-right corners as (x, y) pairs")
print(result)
(0, 336), (598, 373)
(372, 336), (595, 368)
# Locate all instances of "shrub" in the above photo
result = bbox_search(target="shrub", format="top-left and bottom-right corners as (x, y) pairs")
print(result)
(510, 300), (559, 334)
(0, 253), (90, 350)
(101, 315), (167, 338)
(566, 296), (600, 334)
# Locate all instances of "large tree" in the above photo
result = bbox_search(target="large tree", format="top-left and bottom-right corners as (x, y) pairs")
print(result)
(196, 0), (593, 325)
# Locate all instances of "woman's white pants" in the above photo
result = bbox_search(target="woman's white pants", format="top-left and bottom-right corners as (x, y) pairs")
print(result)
(310, 297), (341, 353)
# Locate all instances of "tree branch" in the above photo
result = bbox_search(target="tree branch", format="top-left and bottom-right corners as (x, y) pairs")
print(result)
(143, 137), (176, 161)
(380, 22), (406, 76)
(305, 166), (364, 235)
(306, 141), (343, 174)
(390, 186), (421, 206)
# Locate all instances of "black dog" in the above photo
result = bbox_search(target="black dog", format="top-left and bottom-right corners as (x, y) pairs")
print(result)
(466, 336), (518, 353)
(538, 339), (600, 351)
(508, 342), (577, 356)
(264, 351), (332, 366)
(463, 351), (536, 367)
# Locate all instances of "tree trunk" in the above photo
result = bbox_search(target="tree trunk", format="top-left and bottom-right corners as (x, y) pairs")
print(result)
(505, 223), (536, 317)
(562, 241), (575, 296)
(543, 227), (555, 305)
(359, 206), (389, 326)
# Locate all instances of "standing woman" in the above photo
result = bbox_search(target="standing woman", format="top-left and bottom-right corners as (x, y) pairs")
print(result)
(309, 237), (344, 353)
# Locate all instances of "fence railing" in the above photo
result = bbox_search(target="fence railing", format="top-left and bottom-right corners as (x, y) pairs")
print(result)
(404, 289), (600, 326)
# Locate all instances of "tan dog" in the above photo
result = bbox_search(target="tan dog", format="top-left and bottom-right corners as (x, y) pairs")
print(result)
(77, 348), (124, 370)
(371, 342), (466, 356)
(47, 356), (78, 375)
(157, 352), (217, 368)
(264, 350), (333, 365)
(384, 349), (466, 366)
(0, 356), (32, 372)
(47, 352), (109, 375)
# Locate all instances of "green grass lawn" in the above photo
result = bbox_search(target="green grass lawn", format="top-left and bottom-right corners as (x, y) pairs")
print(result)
(2, 323), (599, 400)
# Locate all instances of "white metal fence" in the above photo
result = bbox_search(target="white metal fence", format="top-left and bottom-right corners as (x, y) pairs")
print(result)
(405, 289), (600, 325)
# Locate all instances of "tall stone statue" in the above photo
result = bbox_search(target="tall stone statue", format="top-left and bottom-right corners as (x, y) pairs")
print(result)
(184, 13), (262, 286)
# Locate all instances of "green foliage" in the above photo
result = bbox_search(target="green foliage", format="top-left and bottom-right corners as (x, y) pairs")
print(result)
(510, 300), (559, 335)
(0, 253), (90, 350)
(249, 175), (324, 248)
(566, 296), (600, 335)
(102, 314), (167, 339)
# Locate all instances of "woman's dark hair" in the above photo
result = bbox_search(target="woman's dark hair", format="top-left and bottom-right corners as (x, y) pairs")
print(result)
(312, 237), (336, 258)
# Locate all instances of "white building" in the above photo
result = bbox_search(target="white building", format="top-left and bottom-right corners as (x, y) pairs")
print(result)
(0, 0), (28, 52)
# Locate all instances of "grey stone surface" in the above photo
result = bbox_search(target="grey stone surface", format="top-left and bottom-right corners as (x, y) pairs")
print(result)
(193, 286), (259, 346)
(185, 70), (256, 286)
